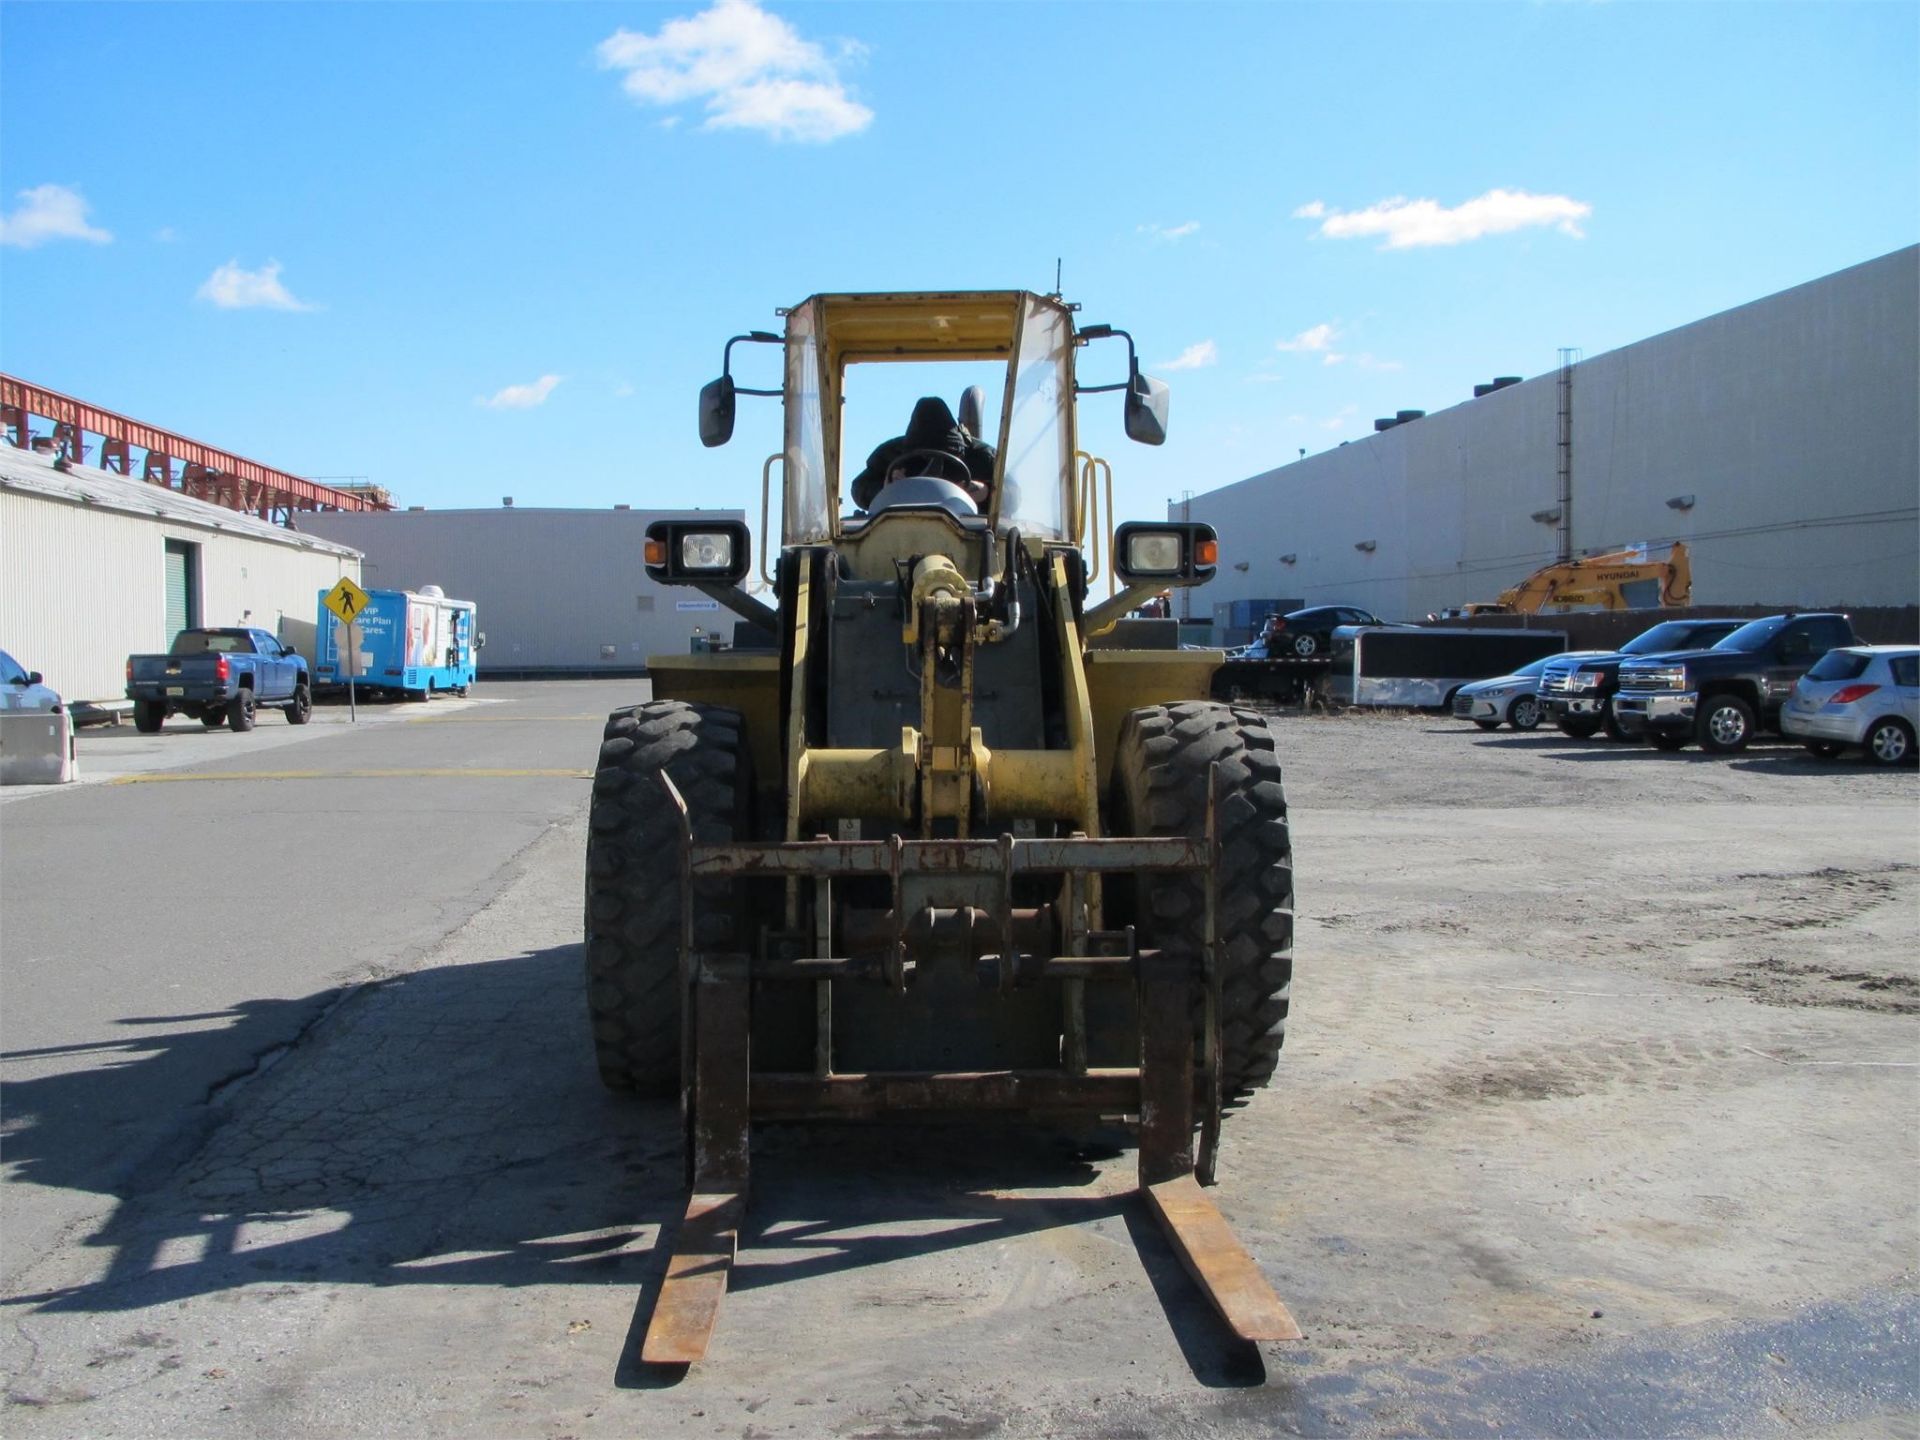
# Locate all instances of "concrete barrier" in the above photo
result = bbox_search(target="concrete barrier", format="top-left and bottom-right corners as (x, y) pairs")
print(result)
(0, 709), (78, 785)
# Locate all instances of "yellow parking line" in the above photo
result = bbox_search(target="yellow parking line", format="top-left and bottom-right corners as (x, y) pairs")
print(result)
(425, 715), (612, 723)
(113, 768), (592, 784)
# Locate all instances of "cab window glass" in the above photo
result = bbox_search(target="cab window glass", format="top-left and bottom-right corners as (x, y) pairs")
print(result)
(997, 295), (1071, 540)
(1890, 655), (1919, 687)
(783, 301), (831, 543)
(0, 650), (23, 685)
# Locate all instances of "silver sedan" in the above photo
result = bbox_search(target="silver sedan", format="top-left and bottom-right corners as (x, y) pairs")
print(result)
(1452, 653), (1607, 731)
(1780, 645), (1919, 765)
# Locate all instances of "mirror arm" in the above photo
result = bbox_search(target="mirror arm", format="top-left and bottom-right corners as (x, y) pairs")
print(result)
(723, 331), (784, 396)
(1072, 325), (1138, 395)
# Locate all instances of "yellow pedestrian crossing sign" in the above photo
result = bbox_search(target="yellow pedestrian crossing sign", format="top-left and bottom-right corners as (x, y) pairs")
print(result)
(324, 576), (371, 626)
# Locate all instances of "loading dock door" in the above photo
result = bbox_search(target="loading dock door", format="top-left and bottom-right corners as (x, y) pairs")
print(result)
(164, 539), (199, 637)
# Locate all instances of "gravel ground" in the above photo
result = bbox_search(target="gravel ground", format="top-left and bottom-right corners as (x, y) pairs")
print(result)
(4, 705), (1914, 1438)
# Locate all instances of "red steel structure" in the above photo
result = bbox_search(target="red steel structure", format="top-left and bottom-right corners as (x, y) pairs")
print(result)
(0, 374), (390, 521)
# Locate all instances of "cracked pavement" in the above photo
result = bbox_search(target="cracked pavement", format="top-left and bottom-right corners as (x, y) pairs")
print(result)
(1, 687), (1915, 1437)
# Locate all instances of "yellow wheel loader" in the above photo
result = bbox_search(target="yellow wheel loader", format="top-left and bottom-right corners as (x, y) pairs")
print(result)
(583, 291), (1299, 1365)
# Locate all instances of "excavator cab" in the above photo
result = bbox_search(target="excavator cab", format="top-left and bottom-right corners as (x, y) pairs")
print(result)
(587, 291), (1298, 1365)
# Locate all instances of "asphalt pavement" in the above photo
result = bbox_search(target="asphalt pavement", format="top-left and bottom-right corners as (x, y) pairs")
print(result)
(0, 682), (630, 1297)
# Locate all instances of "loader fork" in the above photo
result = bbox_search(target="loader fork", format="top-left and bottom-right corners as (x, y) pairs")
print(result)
(639, 776), (1301, 1367)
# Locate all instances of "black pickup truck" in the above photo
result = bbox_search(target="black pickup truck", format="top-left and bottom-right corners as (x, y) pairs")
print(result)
(127, 627), (312, 733)
(1536, 617), (1745, 739)
(1613, 612), (1859, 753)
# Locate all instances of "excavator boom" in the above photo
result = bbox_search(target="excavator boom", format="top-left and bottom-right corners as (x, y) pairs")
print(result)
(1468, 541), (1690, 614)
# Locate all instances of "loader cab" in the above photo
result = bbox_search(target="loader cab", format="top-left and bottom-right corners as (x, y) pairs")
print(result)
(701, 291), (1168, 569)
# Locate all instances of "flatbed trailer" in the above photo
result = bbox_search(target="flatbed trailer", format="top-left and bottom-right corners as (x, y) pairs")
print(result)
(1211, 655), (1332, 704)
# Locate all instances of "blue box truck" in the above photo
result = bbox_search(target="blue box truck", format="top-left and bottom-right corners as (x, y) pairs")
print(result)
(315, 585), (480, 700)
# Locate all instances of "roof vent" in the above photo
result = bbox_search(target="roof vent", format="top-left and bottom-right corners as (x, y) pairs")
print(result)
(1395, 409), (1426, 423)
(1493, 376), (1522, 389)
(1374, 418), (1397, 432)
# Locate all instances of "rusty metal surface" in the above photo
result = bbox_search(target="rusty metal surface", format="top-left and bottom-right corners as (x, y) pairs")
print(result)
(1143, 1174), (1303, 1343)
(687, 834), (1209, 879)
(642, 954), (752, 1368)
(638, 1190), (746, 1365)
(749, 1069), (1141, 1116)
(1136, 950), (1196, 1188)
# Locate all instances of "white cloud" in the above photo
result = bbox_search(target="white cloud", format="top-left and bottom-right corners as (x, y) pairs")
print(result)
(1158, 340), (1218, 371)
(1293, 188), (1592, 249)
(0, 183), (112, 248)
(1138, 220), (1200, 242)
(481, 375), (564, 409)
(1319, 404), (1359, 431)
(154, 226), (179, 243)
(1275, 323), (1339, 354)
(196, 259), (315, 311)
(613, 381), (636, 398)
(598, 0), (872, 143)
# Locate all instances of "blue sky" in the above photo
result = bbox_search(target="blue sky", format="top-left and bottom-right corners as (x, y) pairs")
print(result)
(2, 1), (1913, 530)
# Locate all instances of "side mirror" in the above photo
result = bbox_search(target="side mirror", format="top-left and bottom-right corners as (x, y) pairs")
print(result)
(699, 376), (737, 448)
(1124, 368), (1170, 446)
(475, 632), (487, 649)
(26, 671), (43, 686)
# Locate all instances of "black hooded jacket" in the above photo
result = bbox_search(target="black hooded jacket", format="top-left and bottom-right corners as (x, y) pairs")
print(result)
(849, 397), (996, 511)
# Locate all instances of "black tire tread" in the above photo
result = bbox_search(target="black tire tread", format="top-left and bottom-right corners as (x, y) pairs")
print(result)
(1114, 701), (1294, 1101)
(584, 700), (747, 1095)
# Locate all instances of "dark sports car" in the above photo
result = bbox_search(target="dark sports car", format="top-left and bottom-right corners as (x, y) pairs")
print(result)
(1254, 605), (1393, 658)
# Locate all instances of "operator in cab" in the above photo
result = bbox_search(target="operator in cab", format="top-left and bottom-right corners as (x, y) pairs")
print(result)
(850, 396), (996, 512)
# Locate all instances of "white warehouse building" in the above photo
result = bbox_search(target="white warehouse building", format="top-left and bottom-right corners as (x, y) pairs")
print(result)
(0, 446), (362, 709)
(1189, 246), (1919, 627)
(299, 506), (755, 673)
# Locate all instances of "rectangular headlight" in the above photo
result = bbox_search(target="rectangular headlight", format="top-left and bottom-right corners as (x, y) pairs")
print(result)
(679, 532), (735, 571)
(1125, 532), (1183, 574)
(645, 517), (752, 586)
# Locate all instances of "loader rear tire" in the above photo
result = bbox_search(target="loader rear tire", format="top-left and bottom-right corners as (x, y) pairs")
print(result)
(584, 700), (752, 1096)
(1111, 702), (1294, 1102)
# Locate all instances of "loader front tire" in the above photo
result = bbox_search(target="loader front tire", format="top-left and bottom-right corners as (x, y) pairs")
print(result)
(584, 700), (752, 1096)
(1112, 702), (1294, 1102)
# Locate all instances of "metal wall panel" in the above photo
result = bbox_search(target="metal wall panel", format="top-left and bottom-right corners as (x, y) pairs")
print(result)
(0, 489), (360, 705)
(299, 508), (752, 671)
(1189, 246), (1920, 623)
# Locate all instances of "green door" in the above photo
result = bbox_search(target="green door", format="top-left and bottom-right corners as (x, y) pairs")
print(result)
(163, 540), (199, 637)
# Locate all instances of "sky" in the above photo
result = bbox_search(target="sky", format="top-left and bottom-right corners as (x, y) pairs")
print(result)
(2, 1), (1914, 532)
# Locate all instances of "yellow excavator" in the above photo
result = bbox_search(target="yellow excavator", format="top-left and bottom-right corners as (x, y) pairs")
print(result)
(1460, 541), (1691, 615)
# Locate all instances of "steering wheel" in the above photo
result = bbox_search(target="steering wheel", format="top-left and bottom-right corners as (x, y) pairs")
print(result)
(889, 448), (973, 485)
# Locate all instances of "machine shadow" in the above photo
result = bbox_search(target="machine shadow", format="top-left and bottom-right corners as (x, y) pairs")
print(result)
(4, 945), (1253, 1386)
(0, 945), (683, 1319)
(616, 1123), (1263, 1390)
